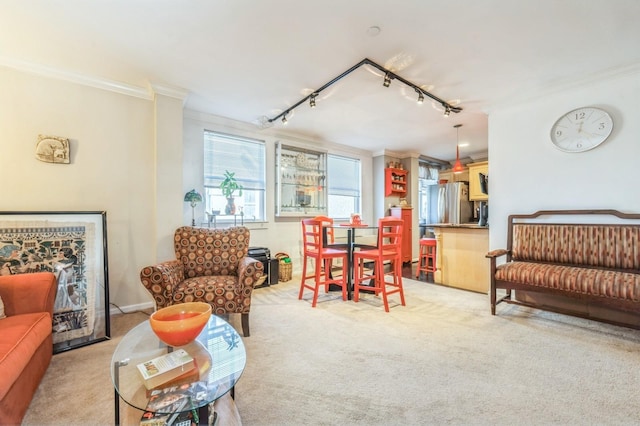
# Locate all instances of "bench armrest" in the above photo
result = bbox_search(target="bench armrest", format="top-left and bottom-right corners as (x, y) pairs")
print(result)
(486, 249), (509, 259)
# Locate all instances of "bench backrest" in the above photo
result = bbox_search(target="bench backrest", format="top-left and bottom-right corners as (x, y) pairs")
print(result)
(511, 223), (640, 270)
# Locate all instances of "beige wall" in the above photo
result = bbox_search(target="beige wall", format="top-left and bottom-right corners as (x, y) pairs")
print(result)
(488, 69), (640, 250)
(0, 66), (162, 312)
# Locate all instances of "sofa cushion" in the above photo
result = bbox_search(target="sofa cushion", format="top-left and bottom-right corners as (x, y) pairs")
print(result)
(0, 312), (52, 400)
(495, 261), (640, 302)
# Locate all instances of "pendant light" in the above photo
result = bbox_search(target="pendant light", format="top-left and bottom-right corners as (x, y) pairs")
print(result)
(452, 124), (465, 174)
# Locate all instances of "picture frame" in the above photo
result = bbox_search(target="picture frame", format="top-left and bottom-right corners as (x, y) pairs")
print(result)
(0, 211), (110, 353)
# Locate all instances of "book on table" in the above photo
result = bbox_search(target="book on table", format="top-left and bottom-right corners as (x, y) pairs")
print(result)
(137, 349), (196, 390)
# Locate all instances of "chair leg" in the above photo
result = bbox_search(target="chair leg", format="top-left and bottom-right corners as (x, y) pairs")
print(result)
(311, 262), (322, 307)
(299, 255), (308, 300)
(241, 313), (250, 337)
(340, 257), (347, 301)
(379, 260), (390, 312)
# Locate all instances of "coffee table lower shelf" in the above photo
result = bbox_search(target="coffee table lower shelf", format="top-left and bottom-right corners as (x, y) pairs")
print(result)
(120, 392), (241, 425)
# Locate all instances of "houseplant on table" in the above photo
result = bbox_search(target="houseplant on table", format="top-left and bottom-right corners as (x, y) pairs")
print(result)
(221, 170), (243, 215)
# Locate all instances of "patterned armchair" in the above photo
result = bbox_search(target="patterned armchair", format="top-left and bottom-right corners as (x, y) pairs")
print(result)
(140, 226), (263, 337)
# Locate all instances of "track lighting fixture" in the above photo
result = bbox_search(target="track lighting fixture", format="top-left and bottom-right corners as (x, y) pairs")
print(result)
(265, 58), (462, 125)
(383, 73), (392, 87)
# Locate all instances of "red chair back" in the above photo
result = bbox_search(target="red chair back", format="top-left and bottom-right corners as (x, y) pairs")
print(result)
(377, 217), (403, 255)
(313, 215), (335, 244)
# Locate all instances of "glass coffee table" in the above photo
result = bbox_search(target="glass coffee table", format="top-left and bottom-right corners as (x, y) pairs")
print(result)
(111, 314), (246, 425)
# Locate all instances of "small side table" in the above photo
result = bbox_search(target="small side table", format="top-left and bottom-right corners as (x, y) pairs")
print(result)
(111, 315), (246, 425)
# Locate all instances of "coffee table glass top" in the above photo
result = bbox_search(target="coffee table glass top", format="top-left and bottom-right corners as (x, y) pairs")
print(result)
(111, 314), (246, 414)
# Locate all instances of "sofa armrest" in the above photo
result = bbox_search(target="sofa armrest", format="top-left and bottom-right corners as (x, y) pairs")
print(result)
(0, 272), (57, 317)
(139, 260), (185, 309)
(237, 256), (264, 291)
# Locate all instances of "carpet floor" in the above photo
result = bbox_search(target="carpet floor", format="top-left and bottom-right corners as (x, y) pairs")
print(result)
(23, 275), (640, 425)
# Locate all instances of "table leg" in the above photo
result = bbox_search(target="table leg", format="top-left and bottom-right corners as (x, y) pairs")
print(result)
(347, 228), (354, 300)
(113, 358), (129, 426)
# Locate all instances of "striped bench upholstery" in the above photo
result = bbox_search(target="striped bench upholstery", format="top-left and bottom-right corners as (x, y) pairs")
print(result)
(487, 211), (640, 328)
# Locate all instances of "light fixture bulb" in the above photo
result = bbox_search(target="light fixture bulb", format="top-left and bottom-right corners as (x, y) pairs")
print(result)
(383, 73), (391, 87)
(416, 89), (424, 104)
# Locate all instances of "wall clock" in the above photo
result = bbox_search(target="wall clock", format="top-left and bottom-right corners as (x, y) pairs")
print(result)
(550, 107), (613, 152)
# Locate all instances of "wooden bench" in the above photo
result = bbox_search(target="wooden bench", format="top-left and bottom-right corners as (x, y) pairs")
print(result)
(486, 209), (640, 328)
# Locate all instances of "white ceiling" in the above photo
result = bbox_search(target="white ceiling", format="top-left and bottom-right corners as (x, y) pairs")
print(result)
(2, 1), (640, 162)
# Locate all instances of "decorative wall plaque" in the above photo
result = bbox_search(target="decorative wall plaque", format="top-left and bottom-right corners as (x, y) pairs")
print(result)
(35, 134), (70, 164)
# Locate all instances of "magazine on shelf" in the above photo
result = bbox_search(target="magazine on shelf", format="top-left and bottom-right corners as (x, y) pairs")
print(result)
(137, 349), (196, 390)
(139, 381), (209, 426)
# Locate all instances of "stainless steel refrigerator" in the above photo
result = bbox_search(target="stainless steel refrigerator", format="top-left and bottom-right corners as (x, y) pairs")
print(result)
(428, 182), (473, 224)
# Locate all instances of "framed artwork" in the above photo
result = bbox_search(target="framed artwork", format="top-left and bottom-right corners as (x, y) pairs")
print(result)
(0, 211), (110, 353)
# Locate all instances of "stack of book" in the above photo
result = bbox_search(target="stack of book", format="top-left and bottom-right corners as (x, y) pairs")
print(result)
(136, 349), (196, 390)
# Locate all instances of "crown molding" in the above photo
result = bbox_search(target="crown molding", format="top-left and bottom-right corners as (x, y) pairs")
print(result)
(150, 82), (189, 103)
(0, 55), (152, 100)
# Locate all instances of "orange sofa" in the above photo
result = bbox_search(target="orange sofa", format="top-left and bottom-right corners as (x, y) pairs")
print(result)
(0, 272), (56, 425)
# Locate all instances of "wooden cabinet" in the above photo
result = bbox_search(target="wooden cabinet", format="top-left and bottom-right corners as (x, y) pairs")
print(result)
(438, 168), (469, 183)
(467, 161), (488, 201)
(390, 207), (412, 263)
(385, 168), (408, 196)
(432, 226), (490, 293)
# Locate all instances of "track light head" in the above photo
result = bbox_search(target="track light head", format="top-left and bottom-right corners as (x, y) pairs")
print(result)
(282, 114), (288, 125)
(310, 93), (317, 108)
(383, 73), (392, 87)
(416, 89), (424, 104)
(444, 105), (451, 117)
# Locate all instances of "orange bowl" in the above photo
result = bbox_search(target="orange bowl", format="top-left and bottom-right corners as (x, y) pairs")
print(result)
(149, 302), (212, 347)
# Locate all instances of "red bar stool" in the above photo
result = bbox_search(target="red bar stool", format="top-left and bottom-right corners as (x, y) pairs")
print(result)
(416, 238), (437, 280)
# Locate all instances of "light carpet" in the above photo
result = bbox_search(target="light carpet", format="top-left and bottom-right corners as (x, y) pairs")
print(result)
(23, 276), (640, 425)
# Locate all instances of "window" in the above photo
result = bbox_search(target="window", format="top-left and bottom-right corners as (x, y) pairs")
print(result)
(327, 155), (361, 219)
(418, 163), (439, 227)
(204, 131), (266, 222)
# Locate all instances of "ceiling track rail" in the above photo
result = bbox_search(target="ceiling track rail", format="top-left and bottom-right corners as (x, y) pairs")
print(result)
(267, 57), (462, 124)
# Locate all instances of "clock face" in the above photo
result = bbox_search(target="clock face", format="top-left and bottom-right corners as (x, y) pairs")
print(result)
(550, 107), (613, 152)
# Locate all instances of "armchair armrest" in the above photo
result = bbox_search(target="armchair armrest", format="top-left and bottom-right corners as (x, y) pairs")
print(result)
(139, 260), (185, 309)
(0, 272), (56, 317)
(486, 249), (509, 259)
(237, 256), (264, 291)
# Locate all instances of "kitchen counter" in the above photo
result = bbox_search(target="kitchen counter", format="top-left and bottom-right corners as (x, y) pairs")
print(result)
(431, 226), (490, 293)
(428, 223), (489, 229)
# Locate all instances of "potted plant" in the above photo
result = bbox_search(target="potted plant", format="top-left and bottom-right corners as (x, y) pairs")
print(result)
(220, 170), (243, 215)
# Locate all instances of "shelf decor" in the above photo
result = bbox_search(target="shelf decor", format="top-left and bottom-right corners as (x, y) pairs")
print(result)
(275, 142), (327, 217)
